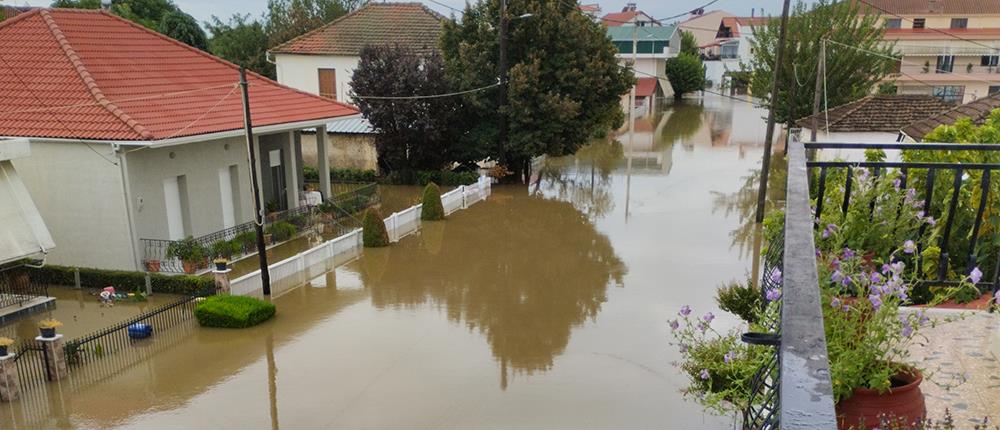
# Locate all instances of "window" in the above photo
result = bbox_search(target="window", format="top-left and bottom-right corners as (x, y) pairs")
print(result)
(317, 68), (337, 100)
(935, 55), (954, 73)
(933, 85), (965, 104)
(982, 55), (999, 67)
(884, 18), (901, 29)
(913, 18), (925, 29)
(721, 44), (739, 59)
(950, 18), (968, 29)
(990, 86), (1000, 95)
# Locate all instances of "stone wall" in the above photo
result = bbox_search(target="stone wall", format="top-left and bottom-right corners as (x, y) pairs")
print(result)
(300, 132), (378, 172)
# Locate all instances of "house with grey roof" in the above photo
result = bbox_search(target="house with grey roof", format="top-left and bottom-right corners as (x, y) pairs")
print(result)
(902, 92), (1000, 141)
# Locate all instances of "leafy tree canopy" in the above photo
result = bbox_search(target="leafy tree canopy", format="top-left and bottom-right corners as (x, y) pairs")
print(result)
(679, 30), (698, 56)
(441, 0), (633, 176)
(206, 14), (274, 78)
(266, 0), (361, 47)
(745, 0), (898, 123)
(350, 44), (464, 173)
(52, 0), (177, 29)
(158, 10), (207, 50)
(664, 53), (705, 100)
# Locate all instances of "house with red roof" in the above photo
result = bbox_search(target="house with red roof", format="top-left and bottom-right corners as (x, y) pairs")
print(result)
(602, 3), (660, 27)
(0, 8), (359, 271)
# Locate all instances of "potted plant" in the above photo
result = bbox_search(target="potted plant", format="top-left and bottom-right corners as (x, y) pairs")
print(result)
(213, 258), (228, 271)
(166, 236), (208, 274)
(266, 200), (280, 221)
(0, 337), (13, 356)
(144, 259), (161, 272)
(38, 318), (62, 338)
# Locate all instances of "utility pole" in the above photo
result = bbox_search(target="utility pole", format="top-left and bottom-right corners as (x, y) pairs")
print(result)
(811, 38), (827, 142)
(498, 0), (509, 172)
(754, 0), (793, 223)
(239, 67), (271, 296)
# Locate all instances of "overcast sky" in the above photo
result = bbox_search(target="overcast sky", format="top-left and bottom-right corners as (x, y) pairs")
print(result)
(12, 0), (803, 24)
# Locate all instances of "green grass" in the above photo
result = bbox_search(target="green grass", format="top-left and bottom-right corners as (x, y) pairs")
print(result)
(194, 295), (276, 328)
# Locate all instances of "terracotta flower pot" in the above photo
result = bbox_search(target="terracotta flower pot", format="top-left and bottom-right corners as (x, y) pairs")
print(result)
(836, 369), (925, 429)
(182, 260), (198, 274)
(145, 259), (161, 272)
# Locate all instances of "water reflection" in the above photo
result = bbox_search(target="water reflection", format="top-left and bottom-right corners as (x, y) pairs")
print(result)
(361, 187), (626, 387)
(535, 139), (622, 219)
(711, 154), (789, 258)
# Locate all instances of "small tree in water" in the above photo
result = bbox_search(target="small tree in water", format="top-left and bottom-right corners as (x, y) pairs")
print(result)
(362, 208), (390, 247)
(664, 53), (706, 100)
(420, 183), (445, 221)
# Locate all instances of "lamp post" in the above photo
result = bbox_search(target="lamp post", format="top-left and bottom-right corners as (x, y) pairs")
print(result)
(498, 0), (532, 179)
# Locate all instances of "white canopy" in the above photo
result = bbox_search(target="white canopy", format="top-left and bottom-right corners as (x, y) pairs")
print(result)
(0, 139), (54, 266)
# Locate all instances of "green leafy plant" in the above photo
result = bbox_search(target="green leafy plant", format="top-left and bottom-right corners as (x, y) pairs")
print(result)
(715, 279), (762, 324)
(362, 208), (389, 248)
(194, 295), (275, 328)
(29, 264), (214, 295)
(210, 239), (241, 259)
(233, 231), (257, 253)
(166, 237), (208, 264)
(420, 182), (445, 221)
(265, 221), (297, 242)
(331, 168), (377, 182)
(664, 53), (705, 100)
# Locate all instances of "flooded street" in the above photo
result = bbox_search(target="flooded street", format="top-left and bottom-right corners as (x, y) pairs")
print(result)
(0, 96), (776, 429)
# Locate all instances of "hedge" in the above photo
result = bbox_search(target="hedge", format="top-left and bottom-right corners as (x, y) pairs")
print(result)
(362, 208), (390, 247)
(385, 170), (478, 186)
(30, 265), (214, 295)
(420, 182), (445, 221)
(303, 166), (378, 183)
(194, 295), (275, 328)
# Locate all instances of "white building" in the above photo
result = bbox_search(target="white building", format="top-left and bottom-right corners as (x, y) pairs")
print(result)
(270, 2), (445, 103)
(703, 16), (770, 91)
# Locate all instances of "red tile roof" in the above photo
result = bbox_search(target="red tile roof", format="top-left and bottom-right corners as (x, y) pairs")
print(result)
(853, 0), (1000, 15)
(601, 10), (659, 27)
(0, 9), (358, 142)
(269, 2), (444, 56)
(635, 78), (659, 98)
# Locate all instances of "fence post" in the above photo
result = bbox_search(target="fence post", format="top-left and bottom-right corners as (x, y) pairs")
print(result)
(35, 335), (68, 381)
(213, 266), (232, 295)
(74, 267), (81, 289)
(460, 186), (467, 209)
(0, 352), (19, 402)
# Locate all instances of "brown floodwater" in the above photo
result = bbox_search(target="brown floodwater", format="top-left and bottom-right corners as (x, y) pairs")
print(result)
(0, 96), (777, 429)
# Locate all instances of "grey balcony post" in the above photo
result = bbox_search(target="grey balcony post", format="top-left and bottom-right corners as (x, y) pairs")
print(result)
(316, 125), (332, 201)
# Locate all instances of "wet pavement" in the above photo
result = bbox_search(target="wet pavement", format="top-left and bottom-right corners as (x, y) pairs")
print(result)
(0, 96), (775, 429)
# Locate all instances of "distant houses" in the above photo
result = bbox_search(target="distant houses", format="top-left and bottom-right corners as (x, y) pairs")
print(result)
(0, 9), (358, 271)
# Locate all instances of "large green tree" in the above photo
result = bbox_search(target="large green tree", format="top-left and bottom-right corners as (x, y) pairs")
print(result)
(664, 53), (705, 100)
(441, 0), (633, 178)
(745, 0), (898, 123)
(206, 14), (274, 78)
(350, 45), (466, 173)
(158, 10), (207, 50)
(265, 0), (358, 47)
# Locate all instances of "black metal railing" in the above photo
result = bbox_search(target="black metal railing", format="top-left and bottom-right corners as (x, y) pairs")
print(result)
(10, 340), (50, 390)
(64, 294), (201, 366)
(141, 182), (379, 273)
(0, 266), (49, 309)
(806, 142), (1000, 291)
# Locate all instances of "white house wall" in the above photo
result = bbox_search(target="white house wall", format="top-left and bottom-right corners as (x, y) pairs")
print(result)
(275, 53), (360, 103)
(124, 136), (256, 249)
(11, 141), (135, 270)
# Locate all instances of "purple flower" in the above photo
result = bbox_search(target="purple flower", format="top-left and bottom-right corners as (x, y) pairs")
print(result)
(857, 169), (870, 182)
(831, 259), (841, 270)
(700, 369), (710, 380)
(831, 270), (844, 284)
(893, 178), (902, 189)
(822, 224), (838, 239)
(724, 351), (736, 364)
(831, 297), (842, 309)
(870, 272), (882, 283)
(891, 261), (906, 274)
(896, 289), (909, 302)
(901, 319), (914, 338)
(917, 210), (925, 218)
(971, 267), (983, 284)
(697, 322), (708, 333)
(869, 294), (883, 311)
(822, 229), (831, 239)
(680, 305), (691, 316)
(843, 248), (855, 259)
(669, 320), (680, 331)
(926, 217), (936, 226)
(766, 288), (781, 302)
(770, 268), (783, 285)
(903, 240), (916, 254)
(679, 343), (689, 353)
(702, 312), (715, 324)
(906, 188), (917, 200)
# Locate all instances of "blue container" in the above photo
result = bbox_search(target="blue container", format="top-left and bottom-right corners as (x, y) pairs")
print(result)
(127, 323), (153, 339)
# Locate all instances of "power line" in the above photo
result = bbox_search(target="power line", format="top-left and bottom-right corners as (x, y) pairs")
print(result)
(353, 81), (501, 100)
(424, 0), (463, 14)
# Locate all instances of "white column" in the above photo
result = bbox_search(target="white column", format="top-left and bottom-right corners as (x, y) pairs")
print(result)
(285, 131), (300, 209)
(316, 125), (331, 200)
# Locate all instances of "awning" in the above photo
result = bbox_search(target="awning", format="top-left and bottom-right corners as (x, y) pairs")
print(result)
(0, 139), (55, 266)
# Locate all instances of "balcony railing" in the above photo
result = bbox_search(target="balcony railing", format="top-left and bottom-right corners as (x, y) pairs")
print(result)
(0, 265), (49, 309)
(743, 137), (1000, 429)
(140, 183), (380, 273)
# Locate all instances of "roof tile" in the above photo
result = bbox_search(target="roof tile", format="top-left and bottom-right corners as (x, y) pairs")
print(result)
(796, 95), (953, 133)
(902, 93), (1000, 140)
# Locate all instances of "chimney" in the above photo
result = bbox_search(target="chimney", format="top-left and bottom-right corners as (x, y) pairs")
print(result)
(623, 3), (636, 12)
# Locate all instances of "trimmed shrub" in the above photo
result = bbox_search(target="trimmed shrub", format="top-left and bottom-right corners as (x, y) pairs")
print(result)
(362, 208), (390, 247)
(420, 182), (445, 221)
(29, 265), (213, 295)
(265, 221), (297, 241)
(194, 295), (275, 328)
(716, 279), (761, 324)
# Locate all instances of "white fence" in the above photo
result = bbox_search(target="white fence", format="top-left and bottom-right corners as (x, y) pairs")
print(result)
(230, 176), (492, 298)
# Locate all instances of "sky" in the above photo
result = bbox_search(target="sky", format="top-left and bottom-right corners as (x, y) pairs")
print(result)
(11, 0), (802, 24)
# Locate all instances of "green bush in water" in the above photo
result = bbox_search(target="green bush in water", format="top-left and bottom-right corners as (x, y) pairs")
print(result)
(362, 208), (390, 247)
(194, 295), (275, 328)
(265, 221), (297, 242)
(420, 182), (445, 221)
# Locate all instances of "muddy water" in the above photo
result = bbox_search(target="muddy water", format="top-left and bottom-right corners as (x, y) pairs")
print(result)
(0, 96), (775, 429)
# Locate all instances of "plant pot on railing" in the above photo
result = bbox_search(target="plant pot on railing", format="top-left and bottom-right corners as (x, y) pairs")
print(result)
(214, 258), (228, 271)
(167, 237), (208, 275)
(145, 259), (161, 273)
(0, 337), (13, 356)
(836, 368), (925, 429)
(38, 318), (62, 339)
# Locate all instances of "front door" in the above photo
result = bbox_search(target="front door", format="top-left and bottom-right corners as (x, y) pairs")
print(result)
(163, 176), (185, 240)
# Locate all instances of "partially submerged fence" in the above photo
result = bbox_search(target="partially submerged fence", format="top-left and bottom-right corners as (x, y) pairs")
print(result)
(230, 176), (493, 298)
(0, 266), (49, 310)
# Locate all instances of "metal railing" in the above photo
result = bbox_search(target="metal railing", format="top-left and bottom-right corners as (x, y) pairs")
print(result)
(806, 142), (1000, 291)
(64, 294), (203, 366)
(141, 182), (379, 273)
(0, 266), (49, 309)
(10, 340), (50, 390)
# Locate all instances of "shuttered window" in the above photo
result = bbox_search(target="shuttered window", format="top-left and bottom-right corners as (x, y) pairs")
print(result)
(318, 68), (337, 100)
